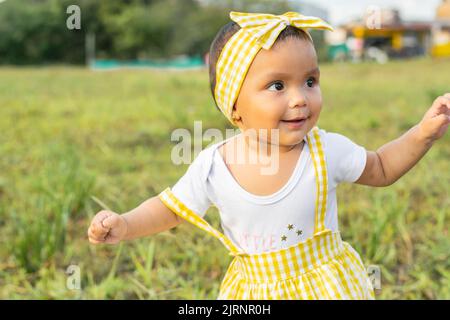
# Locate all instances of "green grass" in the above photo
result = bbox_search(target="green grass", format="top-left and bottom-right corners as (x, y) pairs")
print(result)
(0, 58), (449, 299)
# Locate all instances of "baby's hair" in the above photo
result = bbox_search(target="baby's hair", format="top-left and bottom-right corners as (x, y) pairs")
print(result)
(208, 21), (313, 112)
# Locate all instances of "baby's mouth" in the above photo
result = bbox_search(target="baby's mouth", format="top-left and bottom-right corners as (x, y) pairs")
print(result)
(280, 116), (309, 129)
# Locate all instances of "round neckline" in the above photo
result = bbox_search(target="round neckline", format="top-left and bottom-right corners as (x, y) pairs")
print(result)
(213, 135), (309, 204)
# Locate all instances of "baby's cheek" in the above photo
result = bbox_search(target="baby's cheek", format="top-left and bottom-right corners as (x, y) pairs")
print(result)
(311, 89), (323, 109)
(269, 116), (284, 131)
(257, 106), (283, 127)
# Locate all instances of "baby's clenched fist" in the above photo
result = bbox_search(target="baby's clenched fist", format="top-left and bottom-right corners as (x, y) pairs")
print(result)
(417, 93), (450, 142)
(88, 210), (128, 245)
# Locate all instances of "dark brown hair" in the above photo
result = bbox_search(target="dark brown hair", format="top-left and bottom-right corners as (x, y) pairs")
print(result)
(208, 22), (313, 112)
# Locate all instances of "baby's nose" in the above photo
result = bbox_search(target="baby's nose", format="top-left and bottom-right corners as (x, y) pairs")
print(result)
(288, 91), (307, 108)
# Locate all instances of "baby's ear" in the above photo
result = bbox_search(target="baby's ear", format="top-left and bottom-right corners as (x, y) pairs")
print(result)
(231, 105), (241, 122)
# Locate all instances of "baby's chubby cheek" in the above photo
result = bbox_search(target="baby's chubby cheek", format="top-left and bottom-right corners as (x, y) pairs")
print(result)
(249, 113), (282, 131)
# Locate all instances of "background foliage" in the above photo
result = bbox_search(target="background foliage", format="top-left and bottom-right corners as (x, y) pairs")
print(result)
(0, 0), (308, 64)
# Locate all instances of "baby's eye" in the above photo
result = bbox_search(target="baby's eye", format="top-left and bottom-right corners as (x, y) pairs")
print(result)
(306, 77), (316, 88)
(268, 81), (284, 91)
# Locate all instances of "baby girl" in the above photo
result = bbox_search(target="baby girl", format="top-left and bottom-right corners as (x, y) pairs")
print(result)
(88, 11), (450, 299)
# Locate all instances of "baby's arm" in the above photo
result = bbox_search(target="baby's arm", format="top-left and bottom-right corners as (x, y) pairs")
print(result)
(88, 196), (183, 245)
(88, 147), (212, 244)
(355, 94), (450, 187)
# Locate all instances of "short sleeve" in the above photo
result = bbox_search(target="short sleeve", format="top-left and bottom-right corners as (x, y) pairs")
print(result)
(323, 130), (367, 185)
(158, 149), (213, 218)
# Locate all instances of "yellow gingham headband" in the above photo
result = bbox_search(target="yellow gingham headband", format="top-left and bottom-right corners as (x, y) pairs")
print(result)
(214, 11), (333, 126)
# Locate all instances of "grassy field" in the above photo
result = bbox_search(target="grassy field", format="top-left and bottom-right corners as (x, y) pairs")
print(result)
(0, 58), (449, 299)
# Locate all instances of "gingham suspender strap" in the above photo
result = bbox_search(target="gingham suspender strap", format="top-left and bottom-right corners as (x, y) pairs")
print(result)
(158, 186), (244, 255)
(306, 126), (329, 234)
(158, 126), (328, 254)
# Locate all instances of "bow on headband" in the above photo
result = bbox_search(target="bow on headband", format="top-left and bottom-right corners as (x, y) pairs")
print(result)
(214, 11), (333, 126)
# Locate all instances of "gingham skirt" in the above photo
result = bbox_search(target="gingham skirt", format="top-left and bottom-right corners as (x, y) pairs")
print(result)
(218, 230), (375, 300)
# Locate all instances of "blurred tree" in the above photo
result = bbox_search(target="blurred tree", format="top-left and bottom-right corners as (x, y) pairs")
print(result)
(169, 3), (229, 57)
(0, 0), (328, 64)
(0, 0), (91, 64)
(104, 0), (174, 59)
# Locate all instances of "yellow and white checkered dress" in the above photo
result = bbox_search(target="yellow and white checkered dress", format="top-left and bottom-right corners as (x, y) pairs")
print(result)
(159, 126), (376, 300)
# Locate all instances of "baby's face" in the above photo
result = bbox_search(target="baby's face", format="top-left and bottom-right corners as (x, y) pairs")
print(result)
(233, 37), (322, 147)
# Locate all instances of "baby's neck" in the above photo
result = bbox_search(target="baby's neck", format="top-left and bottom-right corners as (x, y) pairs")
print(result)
(220, 134), (304, 177)
(239, 133), (304, 158)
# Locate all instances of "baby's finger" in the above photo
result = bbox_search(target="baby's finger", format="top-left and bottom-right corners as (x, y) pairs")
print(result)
(434, 96), (449, 106)
(92, 213), (111, 232)
(102, 214), (120, 229)
(443, 94), (450, 107)
(88, 228), (106, 243)
(93, 220), (109, 233)
(89, 223), (108, 239)
(93, 210), (112, 223)
(88, 225), (106, 239)
(431, 96), (450, 115)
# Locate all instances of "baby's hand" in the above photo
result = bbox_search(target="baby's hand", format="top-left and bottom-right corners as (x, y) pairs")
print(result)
(417, 93), (450, 142)
(87, 210), (128, 245)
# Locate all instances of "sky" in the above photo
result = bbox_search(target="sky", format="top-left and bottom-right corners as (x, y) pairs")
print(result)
(0, 0), (443, 26)
(305, 0), (443, 26)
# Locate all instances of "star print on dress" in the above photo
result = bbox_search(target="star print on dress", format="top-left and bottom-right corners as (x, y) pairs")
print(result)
(280, 224), (303, 244)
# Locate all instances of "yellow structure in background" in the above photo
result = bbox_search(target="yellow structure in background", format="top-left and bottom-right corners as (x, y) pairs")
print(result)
(350, 24), (430, 50)
(347, 18), (431, 59)
(333, 1), (450, 60)
(432, 0), (450, 57)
